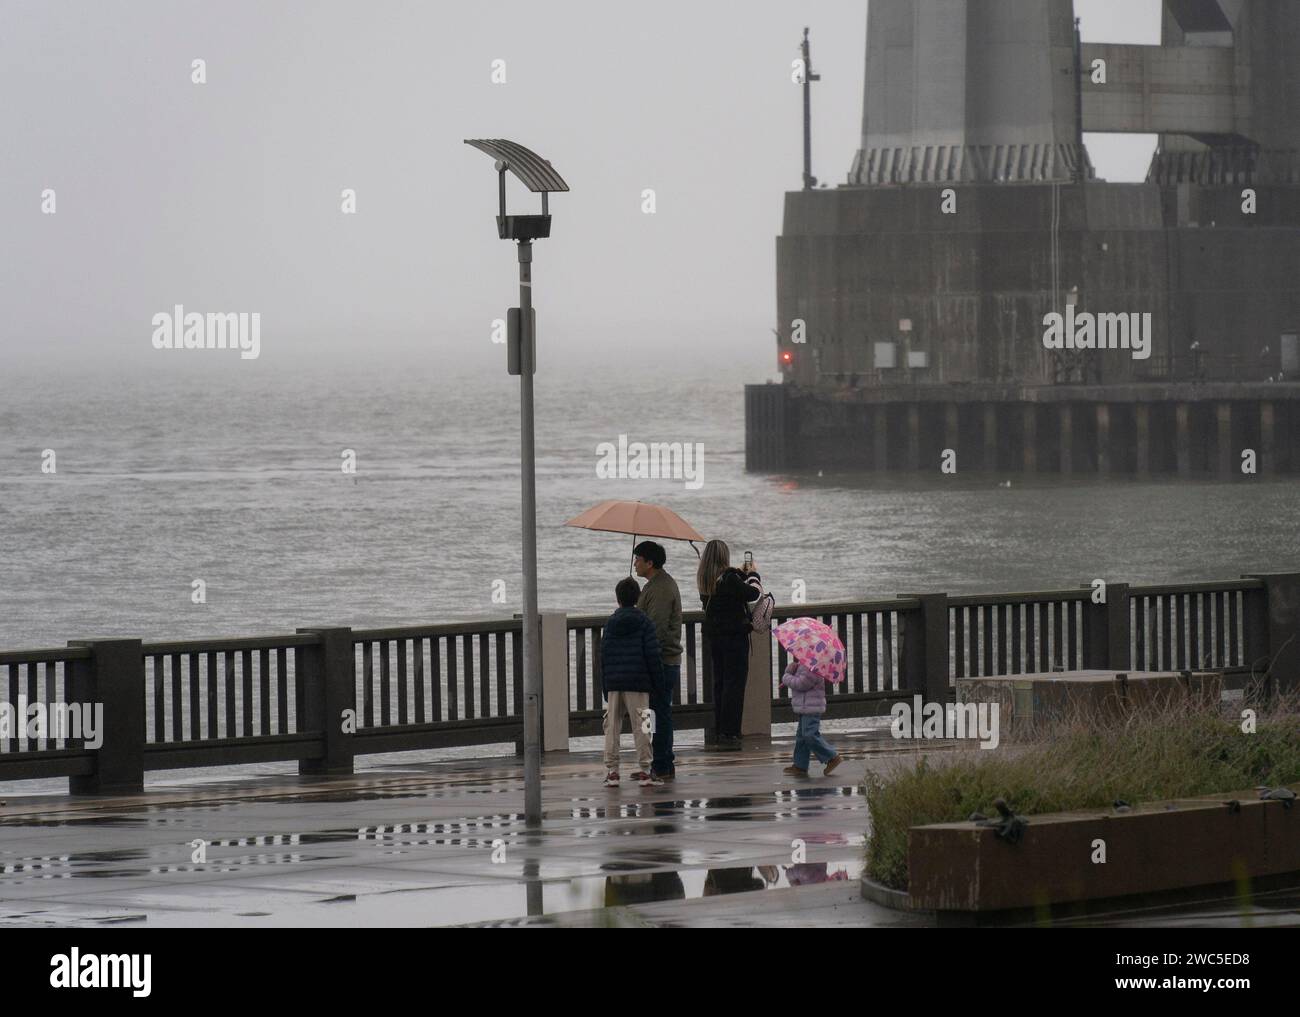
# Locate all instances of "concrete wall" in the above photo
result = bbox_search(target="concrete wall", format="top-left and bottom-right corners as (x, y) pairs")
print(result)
(775, 182), (1300, 389)
(1081, 43), (1236, 136)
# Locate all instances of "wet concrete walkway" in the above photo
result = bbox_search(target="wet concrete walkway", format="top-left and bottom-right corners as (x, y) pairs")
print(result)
(0, 726), (941, 928)
(5, 728), (1293, 927)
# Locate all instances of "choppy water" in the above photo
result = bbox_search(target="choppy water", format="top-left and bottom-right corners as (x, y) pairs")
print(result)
(1, 358), (1297, 649)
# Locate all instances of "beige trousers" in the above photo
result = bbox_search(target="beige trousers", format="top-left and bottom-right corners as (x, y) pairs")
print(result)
(603, 691), (652, 771)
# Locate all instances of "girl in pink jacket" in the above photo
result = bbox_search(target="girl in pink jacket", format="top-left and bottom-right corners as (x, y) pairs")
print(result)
(780, 660), (843, 777)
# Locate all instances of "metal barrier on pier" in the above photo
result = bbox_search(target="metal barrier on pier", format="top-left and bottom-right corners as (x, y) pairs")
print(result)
(2, 574), (1296, 792)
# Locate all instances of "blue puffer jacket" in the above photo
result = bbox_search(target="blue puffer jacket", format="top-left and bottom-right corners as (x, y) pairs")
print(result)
(600, 606), (664, 696)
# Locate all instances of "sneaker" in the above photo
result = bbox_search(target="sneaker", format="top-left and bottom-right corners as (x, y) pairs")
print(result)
(652, 769), (676, 781)
(823, 754), (843, 776)
(603, 771), (620, 787)
(629, 771), (651, 782)
(638, 773), (664, 788)
(783, 765), (808, 777)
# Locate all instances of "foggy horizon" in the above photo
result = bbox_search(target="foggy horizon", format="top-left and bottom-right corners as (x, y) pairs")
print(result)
(2, 0), (1162, 374)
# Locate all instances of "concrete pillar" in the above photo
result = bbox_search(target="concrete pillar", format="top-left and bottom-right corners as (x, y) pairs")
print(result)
(1176, 403), (1192, 478)
(983, 405), (998, 472)
(1217, 402), (1233, 478)
(873, 405), (888, 471)
(944, 403), (960, 460)
(898, 593), (950, 704)
(1059, 405), (1073, 474)
(1096, 404), (1111, 475)
(906, 403), (920, 471)
(66, 639), (147, 794)
(295, 628), (356, 777)
(540, 612), (569, 752)
(1082, 582), (1130, 670)
(1022, 404), (1037, 472)
(1135, 404), (1150, 477)
(1243, 573), (1300, 697)
(741, 629), (773, 739)
(1260, 401), (1275, 475)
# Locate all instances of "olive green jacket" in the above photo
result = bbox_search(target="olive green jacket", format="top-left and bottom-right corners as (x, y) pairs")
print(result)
(638, 569), (683, 666)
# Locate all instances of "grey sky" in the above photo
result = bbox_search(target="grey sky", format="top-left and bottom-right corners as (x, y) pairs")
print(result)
(1, 0), (1162, 375)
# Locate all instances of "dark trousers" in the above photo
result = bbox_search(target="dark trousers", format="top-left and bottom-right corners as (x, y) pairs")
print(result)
(710, 632), (750, 739)
(651, 664), (679, 774)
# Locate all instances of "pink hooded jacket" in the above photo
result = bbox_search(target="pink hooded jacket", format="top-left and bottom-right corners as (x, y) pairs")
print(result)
(781, 661), (827, 715)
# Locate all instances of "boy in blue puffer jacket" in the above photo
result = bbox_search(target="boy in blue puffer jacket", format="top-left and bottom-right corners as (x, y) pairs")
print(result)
(780, 659), (843, 778)
(600, 577), (665, 789)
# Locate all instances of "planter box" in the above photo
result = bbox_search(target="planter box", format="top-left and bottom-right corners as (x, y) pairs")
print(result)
(904, 787), (1299, 913)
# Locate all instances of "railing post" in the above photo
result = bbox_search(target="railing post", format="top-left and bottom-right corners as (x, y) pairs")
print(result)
(296, 627), (355, 775)
(1243, 573), (1300, 696)
(1082, 581), (1129, 670)
(66, 638), (144, 795)
(741, 627), (773, 740)
(899, 594), (949, 703)
(539, 612), (569, 752)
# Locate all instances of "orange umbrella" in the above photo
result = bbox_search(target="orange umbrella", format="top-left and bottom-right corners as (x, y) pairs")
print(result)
(563, 499), (706, 571)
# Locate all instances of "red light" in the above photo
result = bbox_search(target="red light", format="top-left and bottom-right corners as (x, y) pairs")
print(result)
(781, 351), (793, 363)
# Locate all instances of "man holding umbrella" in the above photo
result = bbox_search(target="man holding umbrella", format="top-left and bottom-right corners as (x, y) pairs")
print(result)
(633, 540), (681, 780)
(565, 501), (703, 780)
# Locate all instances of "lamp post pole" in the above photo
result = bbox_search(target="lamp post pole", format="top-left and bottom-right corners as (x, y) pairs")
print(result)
(517, 236), (542, 827)
(464, 138), (568, 832)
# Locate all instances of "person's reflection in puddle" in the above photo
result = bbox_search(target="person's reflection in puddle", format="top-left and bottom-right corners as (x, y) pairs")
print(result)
(604, 870), (686, 906)
(785, 863), (851, 886)
(603, 846), (686, 907)
(703, 867), (766, 895)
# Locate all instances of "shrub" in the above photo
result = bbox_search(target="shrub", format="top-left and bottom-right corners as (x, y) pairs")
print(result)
(864, 689), (1300, 890)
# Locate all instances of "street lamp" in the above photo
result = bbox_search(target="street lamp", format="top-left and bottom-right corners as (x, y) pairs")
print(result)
(464, 139), (569, 829)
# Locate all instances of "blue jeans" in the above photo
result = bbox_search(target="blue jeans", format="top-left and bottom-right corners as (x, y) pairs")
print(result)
(652, 665), (678, 774)
(793, 714), (835, 769)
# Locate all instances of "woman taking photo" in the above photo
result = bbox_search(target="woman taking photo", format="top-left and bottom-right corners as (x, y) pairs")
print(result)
(697, 539), (762, 749)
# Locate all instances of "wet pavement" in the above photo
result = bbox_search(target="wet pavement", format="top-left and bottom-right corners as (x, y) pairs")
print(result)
(3, 727), (1295, 927)
(0, 726), (944, 927)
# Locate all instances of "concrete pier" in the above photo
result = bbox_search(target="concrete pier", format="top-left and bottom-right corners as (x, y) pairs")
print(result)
(906, 403), (921, 471)
(1176, 403), (1192, 478)
(1096, 404), (1111, 475)
(1135, 405), (1150, 477)
(762, 1), (1300, 479)
(873, 405), (888, 470)
(746, 383), (1300, 476)
(1023, 405), (1037, 473)
(1217, 402), (1234, 478)
(1261, 402), (1276, 475)
(983, 405), (998, 472)
(1059, 405), (1073, 475)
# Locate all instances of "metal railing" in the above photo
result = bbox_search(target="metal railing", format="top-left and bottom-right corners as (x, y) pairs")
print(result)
(2, 574), (1295, 792)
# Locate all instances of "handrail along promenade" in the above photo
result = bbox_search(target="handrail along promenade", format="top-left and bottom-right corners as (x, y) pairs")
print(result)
(2, 573), (1296, 794)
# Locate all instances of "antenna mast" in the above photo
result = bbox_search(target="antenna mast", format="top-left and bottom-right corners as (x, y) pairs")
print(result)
(802, 27), (821, 190)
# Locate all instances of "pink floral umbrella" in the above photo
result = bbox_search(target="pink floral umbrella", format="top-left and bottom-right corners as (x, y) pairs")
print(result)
(773, 617), (846, 684)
